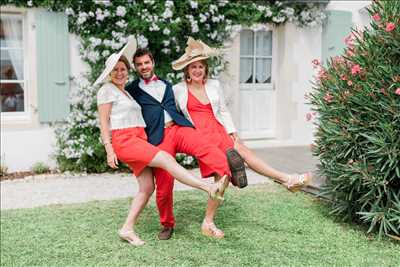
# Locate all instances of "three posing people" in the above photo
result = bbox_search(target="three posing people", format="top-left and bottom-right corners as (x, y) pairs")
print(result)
(96, 37), (311, 246)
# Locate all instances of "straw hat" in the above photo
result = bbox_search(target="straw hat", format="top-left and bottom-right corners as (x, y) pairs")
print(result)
(171, 37), (218, 70)
(93, 36), (137, 86)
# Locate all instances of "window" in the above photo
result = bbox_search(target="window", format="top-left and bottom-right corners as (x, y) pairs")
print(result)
(0, 14), (25, 113)
(240, 30), (272, 84)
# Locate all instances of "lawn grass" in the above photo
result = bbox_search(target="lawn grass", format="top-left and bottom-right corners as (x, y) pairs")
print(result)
(1, 184), (399, 267)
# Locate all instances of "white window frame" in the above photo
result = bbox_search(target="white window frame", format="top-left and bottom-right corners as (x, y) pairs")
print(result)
(1, 10), (31, 123)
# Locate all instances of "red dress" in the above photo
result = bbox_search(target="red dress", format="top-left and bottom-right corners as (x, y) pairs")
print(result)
(187, 90), (234, 178)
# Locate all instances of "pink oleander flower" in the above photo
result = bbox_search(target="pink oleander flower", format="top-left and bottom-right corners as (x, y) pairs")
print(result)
(372, 13), (381, 22)
(324, 93), (333, 103)
(312, 59), (320, 66)
(340, 75), (347, 81)
(385, 22), (396, 32)
(306, 113), (313, 121)
(346, 49), (354, 57)
(347, 80), (353, 86)
(344, 34), (354, 48)
(318, 68), (328, 80)
(395, 88), (400, 95)
(351, 64), (361, 75)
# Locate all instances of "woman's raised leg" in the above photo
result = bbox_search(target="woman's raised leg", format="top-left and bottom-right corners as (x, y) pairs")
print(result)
(119, 167), (154, 246)
(234, 142), (311, 190)
(148, 151), (228, 200)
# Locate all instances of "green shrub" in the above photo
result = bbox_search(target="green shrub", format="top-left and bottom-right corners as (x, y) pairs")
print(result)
(310, 0), (400, 238)
(31, 162), (50, 174)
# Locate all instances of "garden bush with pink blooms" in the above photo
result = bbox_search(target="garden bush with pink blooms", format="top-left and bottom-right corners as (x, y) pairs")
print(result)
(309, 0), (400, 238)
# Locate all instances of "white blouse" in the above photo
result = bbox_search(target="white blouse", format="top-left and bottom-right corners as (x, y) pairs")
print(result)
(97, 82), (146, 130)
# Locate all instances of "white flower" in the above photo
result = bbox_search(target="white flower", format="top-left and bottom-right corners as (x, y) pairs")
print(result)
(103, 39), (112, 47)
(77, 12), (88, 25)
(65, 8), (74, 16)
(199, 13), (207, 23)
(27, 0), (33, 6)
(116, 20), (127, 28)
(111, 41), (123, 50)
(89, 37), (102, 47)
(209, 31), (218, 40)
(144, 0), (155, 5)
(189, 0), (198, 9)
(257, 5), (266, 12)
(218, 0), (228, 6)
(209, 4), (218, 14)
(161, 48), (171, 54)
(94, 0), (111, 6)
(137, 35), (148, 48)
(162, 8), (173, 19)
(116, 6), (127, 17)
(149, 23), (160, 31)
(165, 0), (174, 8)
(282, 7), (295, 17)
(272, 16), (285, 23)
(308, 21), (317, 27)
(162, 40), (170, 46)
(86, 50), (99, 63)
(101, 50), (110, 57)
(163, 28), (171, 35)
(96, 9), (105, 21)
(175, 46), (181, 52)
(191, 23), (199, 33)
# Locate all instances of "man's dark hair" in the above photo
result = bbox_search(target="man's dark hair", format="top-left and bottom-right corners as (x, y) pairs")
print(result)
(133, 48), (154, 64)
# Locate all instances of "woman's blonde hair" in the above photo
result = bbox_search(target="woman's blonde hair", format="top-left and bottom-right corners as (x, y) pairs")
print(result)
(118, 55), (131, 70)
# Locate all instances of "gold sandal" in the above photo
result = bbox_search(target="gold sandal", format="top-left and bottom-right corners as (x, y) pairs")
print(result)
(286, 172), (312, 192)
(201, 221), (225, 239)
(118, 229), (145, 246)
(209, 175), (229, 201)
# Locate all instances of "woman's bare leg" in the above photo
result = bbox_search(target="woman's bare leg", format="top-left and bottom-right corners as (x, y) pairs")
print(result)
(148, 151), (227, 198)
(119, 167), (154, 245)
(202, 174), (226, 238)
(234, 142), (290, 184)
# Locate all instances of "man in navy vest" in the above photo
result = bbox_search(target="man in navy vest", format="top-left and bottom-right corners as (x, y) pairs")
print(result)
(126, 48), (236, 240)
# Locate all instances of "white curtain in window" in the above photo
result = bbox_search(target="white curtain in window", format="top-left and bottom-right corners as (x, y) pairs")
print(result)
(240, 30), (254, 83)
(255, 59), (271, 83)
(2, 16), (23, 80)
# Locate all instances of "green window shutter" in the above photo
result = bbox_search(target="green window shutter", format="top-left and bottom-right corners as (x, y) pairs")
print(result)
(322, 10), (353, 64)
(36, 10), (70, 122)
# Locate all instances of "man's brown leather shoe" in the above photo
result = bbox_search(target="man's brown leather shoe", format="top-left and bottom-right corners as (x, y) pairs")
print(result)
(158, 227), (174, 240)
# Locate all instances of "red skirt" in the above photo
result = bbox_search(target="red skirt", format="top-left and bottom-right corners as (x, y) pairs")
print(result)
(111, 127), (160, 176)
(187, 91), (234, 177)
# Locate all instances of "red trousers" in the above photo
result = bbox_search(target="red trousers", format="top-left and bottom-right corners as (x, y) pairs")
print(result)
(154, 125), (231, 227)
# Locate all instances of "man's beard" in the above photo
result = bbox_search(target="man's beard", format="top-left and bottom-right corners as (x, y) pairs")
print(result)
(139, 70), (154, 80)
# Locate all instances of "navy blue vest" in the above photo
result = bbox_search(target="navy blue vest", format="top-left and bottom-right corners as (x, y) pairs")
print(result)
(125, 79), (194, 146)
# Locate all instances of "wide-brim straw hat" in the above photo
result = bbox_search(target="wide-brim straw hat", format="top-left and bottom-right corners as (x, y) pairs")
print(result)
(93, 36), (137, 86)
(171, 37), (218, 70)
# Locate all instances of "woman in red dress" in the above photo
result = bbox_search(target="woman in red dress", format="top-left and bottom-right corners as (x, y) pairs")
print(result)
(172, 37), (312, 238)
(95, 38), (228, 246)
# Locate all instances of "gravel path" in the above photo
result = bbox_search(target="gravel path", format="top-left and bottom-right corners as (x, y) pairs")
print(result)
(1, 169), (271, 210)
